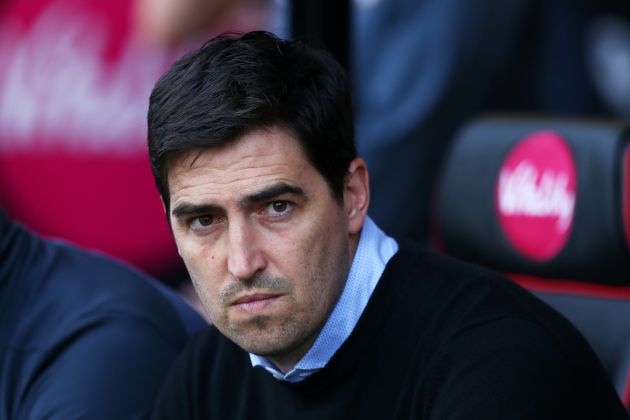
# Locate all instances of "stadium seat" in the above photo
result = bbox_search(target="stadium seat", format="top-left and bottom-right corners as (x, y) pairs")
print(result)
(434, 116), (630, 408)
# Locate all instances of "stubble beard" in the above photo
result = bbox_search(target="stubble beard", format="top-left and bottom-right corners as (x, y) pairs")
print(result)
(236, 237), (350, 363)
(195, 226), (351, 367)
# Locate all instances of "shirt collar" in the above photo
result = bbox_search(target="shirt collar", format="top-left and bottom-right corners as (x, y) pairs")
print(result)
(249, 216), (398, 382)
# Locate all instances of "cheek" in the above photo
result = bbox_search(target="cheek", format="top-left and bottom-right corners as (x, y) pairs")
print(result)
(187, 261), (228, 325)
(177, 242), (203, 281)
(176, 233), (218, 277)
(178, 245), (223, 307)
(290, 215), (348, 307)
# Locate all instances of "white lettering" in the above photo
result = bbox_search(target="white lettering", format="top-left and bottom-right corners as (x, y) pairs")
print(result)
(498, 160), (576, 232)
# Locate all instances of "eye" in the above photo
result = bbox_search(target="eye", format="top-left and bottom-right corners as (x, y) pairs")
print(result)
(266, 201), (293, 217)
(190, 215), (220, 230)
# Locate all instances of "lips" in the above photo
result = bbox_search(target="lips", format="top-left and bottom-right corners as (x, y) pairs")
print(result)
(231, 293), (281, 313)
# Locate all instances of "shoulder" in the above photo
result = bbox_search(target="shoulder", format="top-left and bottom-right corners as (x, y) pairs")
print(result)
(30, 238), (198, 338)
(382, 243), (626, 418)
(386, 242), (564, 325)
(2, 233), (205, 419)
(172, 326), (250, 378)
(152, 326), (255, 419)
(424, 315), (626, 419)
(382, 242), (605, 376)
(3, 225), (202, 350)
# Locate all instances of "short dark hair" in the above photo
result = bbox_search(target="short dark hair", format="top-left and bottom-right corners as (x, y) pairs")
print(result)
(147, 31), (356, 210)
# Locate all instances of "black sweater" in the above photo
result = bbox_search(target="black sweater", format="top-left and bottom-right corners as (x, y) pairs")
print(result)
(153, 243), (628, 419)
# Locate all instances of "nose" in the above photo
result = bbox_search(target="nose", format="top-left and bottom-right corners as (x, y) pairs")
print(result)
(226, 220), (267, 281)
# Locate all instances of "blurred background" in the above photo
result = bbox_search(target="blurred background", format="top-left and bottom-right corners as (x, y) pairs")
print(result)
(1, 0), (629, 290)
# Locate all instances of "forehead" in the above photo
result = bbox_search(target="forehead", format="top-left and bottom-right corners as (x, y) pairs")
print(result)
(167, 127), (321, 205)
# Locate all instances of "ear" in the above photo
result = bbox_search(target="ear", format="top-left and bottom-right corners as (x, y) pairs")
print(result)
(344, 158), (370, 235)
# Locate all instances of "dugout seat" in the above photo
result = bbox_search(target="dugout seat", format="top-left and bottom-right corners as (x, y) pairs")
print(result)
(434, 116), (630, 409)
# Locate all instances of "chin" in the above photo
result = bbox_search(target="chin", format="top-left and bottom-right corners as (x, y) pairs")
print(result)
(236, 327), (302, 357)
(237, 337), (286, 357)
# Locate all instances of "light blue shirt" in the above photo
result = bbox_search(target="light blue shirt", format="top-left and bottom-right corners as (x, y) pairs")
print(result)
(249, 216), (398, 382)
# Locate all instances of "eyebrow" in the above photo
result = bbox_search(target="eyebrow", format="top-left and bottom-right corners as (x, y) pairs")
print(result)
(171, 202), (224, 219)
(238, 182), (305, 207)
(171, 182), (305, 220)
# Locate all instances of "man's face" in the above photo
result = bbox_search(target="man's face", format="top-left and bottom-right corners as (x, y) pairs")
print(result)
(167, 127), (367, 372)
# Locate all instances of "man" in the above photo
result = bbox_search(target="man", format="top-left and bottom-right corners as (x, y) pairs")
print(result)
(0, 211), (206, 419)
(148, 31), (628, 419)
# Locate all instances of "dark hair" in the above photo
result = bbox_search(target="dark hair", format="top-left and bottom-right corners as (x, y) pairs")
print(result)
(147, 31), (356, 210)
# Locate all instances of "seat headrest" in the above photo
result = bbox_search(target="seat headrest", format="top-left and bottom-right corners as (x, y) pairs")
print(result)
(436, 116), (630, 284)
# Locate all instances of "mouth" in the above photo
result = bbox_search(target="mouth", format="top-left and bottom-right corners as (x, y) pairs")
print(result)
(231, 293), (281, 313)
